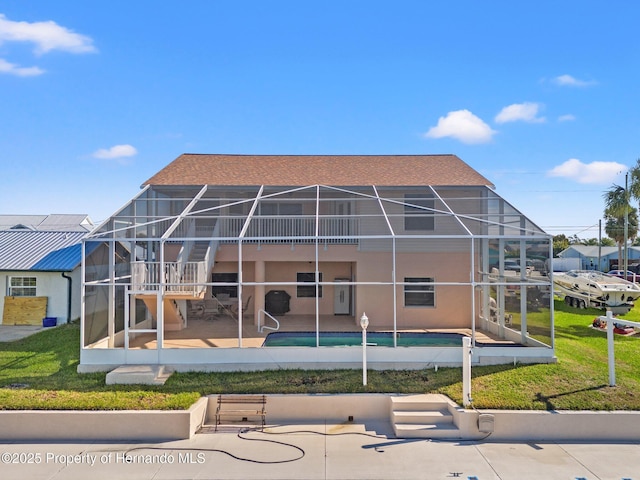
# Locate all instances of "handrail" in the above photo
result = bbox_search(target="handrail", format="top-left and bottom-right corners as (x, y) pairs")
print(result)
(257, 309), (280, 333)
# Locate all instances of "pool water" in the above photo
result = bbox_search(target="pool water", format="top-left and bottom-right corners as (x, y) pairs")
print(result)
(262, 331), (466, 347)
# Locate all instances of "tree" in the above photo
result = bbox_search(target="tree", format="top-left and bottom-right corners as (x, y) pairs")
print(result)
(604, 159), (640, 266)
(552, 234), (570, 256)
(604, 209), (638, 265)
(569, 234), (583, 245)
(627, 158), (640, 201)
(603, 183), (638, 266)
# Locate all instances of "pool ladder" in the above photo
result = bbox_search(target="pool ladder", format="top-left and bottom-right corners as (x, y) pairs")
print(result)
(257, 309), (280, 333)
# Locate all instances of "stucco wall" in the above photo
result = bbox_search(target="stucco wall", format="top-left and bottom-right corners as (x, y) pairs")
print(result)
(0, 270), (78, 325)
(214, 244), (476, 329)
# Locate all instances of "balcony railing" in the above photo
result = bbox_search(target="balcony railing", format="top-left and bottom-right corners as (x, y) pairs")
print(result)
(132, 261), (207, 296)
(220, 216), (360, 244)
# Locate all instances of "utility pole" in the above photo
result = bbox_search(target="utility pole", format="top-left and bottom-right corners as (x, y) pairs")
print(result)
(625, 173), (629, 274)
(598, 219), (602, 271)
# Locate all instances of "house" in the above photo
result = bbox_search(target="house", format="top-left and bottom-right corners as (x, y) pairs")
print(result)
(557, 245), (640, 271)
(0, 214), (94, 326)
(79, 154), (555, 372)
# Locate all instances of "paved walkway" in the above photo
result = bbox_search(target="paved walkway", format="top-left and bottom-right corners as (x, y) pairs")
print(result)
(1, 422), (639, 479)
(0, 325), (45, 342)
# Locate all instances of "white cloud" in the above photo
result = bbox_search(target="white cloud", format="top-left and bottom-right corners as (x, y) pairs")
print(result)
(552, 74), (596, 87)
(495, 102), (545, 124)
(424, 109), (496, 144)
(0, 14), (96, 55)
(0, 58), (43, 76)
(547, 158), (626, 185)
(558, 114), (576, 122)
(92, 144), (138, 160)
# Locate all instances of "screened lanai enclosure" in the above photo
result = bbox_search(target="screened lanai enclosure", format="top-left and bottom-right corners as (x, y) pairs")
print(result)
(80, 182), (555, 371)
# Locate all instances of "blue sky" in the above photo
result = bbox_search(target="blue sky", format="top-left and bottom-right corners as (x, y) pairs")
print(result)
(1, 1), (639, 238)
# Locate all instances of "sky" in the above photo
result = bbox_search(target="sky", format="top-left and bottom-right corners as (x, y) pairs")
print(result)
(1, 1), (639, 238)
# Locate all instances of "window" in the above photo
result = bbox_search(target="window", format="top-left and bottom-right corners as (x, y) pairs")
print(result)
(260, 202), (303, 216)
(404, 194), (435, 231)
(9, 277), (37, 297)
(212, 273), (238, 298)
(297, 272), (322, 298)
(404, 277), (435, 307)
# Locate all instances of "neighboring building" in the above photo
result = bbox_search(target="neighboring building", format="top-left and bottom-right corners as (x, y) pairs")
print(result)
(80, 154), (555, 372)
(0, 214), (94, 232)
(557, 245), (640, 271)
(0, 214), (94, 326)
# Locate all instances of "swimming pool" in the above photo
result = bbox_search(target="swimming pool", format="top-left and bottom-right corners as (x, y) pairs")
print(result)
(262, 331), (467, 347)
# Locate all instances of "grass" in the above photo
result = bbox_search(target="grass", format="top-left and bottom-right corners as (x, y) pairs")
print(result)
(1, 300), (639, 411)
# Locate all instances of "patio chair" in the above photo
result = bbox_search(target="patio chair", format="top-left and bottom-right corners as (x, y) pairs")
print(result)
(232, 295), (252, 315)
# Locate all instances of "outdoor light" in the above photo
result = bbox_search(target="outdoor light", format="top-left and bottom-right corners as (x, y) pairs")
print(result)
(360, 312), (369, 330)
(360, 313), (369, 386)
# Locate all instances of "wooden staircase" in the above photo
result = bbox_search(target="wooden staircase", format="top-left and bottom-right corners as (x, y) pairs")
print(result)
(141, 297), (186, 331)
(391, 394), (462, 439)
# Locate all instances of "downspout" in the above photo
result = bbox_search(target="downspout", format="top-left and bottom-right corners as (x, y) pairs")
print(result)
(61, 272), (72, 324)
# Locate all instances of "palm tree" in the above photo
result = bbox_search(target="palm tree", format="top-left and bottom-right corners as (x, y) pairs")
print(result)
(604, 208), (638, 265)
(627, 158), (640, 201)
(604, 158), (640, 269)
(603, 184), (638, 268)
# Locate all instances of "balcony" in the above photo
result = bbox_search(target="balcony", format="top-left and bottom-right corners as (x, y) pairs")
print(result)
(131, 261), (207, 296)
(219, 216), (360, 244)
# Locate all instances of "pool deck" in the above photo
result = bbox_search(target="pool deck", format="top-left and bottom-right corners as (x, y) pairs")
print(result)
(127, 315), (511, 349)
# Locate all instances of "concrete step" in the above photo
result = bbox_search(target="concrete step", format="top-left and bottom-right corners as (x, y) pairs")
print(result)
(390, 394), (452, 411)
(105, 365), (172, 385)
(393, 422), (461, 439)
(390, 394), (460, 439)
(392, 409), (453, 425)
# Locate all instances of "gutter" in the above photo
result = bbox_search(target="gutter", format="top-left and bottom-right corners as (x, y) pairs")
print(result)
(61, 272), (72, 323)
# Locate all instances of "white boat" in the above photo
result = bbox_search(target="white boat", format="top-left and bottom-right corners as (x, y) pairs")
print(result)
(553, 270), (640, 314)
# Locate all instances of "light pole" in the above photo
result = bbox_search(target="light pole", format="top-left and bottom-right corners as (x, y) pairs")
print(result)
(360, 313), (369, 386)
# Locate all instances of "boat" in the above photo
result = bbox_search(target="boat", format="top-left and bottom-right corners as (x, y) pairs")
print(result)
(553, 270), (640, 314)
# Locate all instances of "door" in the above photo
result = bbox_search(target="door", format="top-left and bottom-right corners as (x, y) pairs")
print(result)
(334, 279), (351, 315)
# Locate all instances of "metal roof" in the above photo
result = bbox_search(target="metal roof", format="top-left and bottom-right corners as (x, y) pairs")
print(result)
(0, 231), (87, 271)
(0, 214), (93, 232)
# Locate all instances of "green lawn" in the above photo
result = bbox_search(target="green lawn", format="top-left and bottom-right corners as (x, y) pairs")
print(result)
(1, 300), (639, 411)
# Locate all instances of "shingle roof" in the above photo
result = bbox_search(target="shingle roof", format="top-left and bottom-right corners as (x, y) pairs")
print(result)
(142, 154), (495, 188)
(0, 231), (87, 270)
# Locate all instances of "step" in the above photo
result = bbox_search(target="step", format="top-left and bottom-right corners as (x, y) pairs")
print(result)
(105, 365), (172, 385)
(390, 394), (453, 411)
(390, 394), (460, 439)
(393, 422), (461, 439)
(392, 409), (453, 425)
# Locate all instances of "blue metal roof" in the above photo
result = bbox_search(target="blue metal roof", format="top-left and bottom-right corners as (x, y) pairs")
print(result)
(0, 230), (87, 270)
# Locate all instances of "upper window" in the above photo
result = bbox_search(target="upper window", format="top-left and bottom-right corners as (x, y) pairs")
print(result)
(404, 277), (435, 307)
(404, 194), (435, 231)
(297, 272), (322, 298)
(260, 202), (303, 216)
(9, 277), (37, 297)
